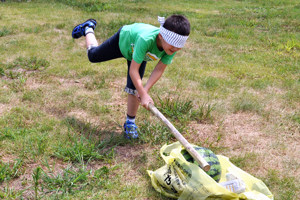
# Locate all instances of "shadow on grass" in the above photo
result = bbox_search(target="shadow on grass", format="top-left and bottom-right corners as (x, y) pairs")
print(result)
(52, 116), (141, 163)
(63, 116), (145, 145)
(60, 116), (145, 156)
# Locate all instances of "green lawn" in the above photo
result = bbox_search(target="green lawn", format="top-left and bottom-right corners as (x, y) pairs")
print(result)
(0, 0), (299, 199)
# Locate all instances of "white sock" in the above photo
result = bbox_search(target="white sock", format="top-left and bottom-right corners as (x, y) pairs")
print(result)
(126, 115), (135, 123)
(85, 27), (94, 35)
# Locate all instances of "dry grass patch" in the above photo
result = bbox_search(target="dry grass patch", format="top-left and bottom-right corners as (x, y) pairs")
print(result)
(221, 113), (298, 177)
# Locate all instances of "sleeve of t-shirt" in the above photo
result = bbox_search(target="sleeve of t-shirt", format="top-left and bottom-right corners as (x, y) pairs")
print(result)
(132, 37), (149, 64)
(161, 52), (176, 65)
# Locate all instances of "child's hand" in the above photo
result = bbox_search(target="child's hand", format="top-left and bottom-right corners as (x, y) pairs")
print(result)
(139, 92), (154, 110)
(135, 91), (141, 101)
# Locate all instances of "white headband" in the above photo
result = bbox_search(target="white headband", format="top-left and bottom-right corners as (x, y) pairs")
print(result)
(158, 16), (189, 48)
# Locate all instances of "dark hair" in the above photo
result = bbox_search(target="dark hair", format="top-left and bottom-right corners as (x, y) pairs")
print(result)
(163, 15), (190, 36)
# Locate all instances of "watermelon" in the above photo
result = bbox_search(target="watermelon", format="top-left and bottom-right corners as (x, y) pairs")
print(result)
(181, 146), (221, 182)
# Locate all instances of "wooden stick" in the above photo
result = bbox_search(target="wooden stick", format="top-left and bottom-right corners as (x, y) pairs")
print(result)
(148, 103), (210, 172)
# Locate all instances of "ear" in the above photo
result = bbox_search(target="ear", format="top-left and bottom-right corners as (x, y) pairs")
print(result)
(158, 33), (163, 40)
(156, 33), (164, 50)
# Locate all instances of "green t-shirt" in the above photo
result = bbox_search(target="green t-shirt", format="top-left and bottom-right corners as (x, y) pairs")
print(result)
(119, 23), (175, 64)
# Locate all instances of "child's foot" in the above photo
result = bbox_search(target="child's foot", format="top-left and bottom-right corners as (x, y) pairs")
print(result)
(124, 120), (138, 139)
(72, 19), (97, 39)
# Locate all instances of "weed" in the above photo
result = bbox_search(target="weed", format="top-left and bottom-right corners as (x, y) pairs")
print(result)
(284, 86), (300, 103)
(0, 186), (23, 200)
(191, 101), (216, 123)
(0, 128), (49, 160)
(7, 75), (27, 92)
(138, 121), (175, 145)
(22, 89), (43, 102)
(262, 169), (298, 200)
(230, 152), (258, 169)
(84, 76), (106, 90)
(249, 78), (271, 90)
(90, 103), (110, 115)
(32, 167), (42, 200)
(90, 166), (110, 187)
(0, 128), (32, 143)
(69, 95), (89, 110)
(157, 96), (215, 124)
(281, 39), (300, 52)
(98, 89), (112, 101)
(0, 92), (11, 104)
(54, 136), (103, 163)
(55, 23), (66, 29)
(232, 92), (262, 113)
(0, 159), (24, 183)
(55, 0), (110, 12)
(100, 19), (135, 37)
(24, 26), (42, 34)
(63, 117), (101, 136)
(200, 76), (220, 90)
(1, 107), (44, 129)
(290, 112), (300, 124)
(0, 67), (4, 76)
(7, 57), (49, 71)
(0, 128), (17, 141)
(157, 97), (193, 122)
(32, 164), (115, 198)
(0, 27), (13, 37)
(6, 70), (21, 79)
(54, 132), (116, 163)
(40, 165), (91, 197)
(0, 128), (48, 160)
(26, 133), (49, 158)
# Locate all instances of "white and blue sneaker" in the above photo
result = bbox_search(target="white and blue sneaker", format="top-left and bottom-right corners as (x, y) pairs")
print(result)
(72, 19), (97, 39)
(124, 120), (138, 139)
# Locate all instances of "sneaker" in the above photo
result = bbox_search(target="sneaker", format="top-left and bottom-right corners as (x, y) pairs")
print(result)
(124, 120), (138, 139)
(72, 19), (97, 39)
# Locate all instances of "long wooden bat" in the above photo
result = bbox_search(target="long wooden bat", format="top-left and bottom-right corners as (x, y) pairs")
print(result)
(148, 103), (210, 172)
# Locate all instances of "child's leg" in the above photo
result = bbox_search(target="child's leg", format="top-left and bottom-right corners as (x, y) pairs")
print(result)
(124, 94), (139, 139)
(123, 60), (147, 139)
(87, 28), (123, 63)
(127, 94), (139, 117)
(126, 59), (147, 117)
(125, 60), (147, 116)
(72, 19), (123, 63)
(86, 32), (98, 48)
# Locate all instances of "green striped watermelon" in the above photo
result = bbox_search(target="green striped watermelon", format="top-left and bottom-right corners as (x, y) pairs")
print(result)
(181, 146), (221, 182)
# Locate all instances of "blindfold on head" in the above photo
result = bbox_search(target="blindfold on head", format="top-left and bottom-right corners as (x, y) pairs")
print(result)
(158, 16), (189, 48)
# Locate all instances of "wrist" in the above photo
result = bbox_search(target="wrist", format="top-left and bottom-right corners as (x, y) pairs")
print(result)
(137, 88), (147, 97)
(144, 85), (150, 93)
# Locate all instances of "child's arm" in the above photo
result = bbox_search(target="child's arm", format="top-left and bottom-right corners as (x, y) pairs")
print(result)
(129, 60), (154, 108)
(144, 60), (167, 93)
(130, 60), (167, 109)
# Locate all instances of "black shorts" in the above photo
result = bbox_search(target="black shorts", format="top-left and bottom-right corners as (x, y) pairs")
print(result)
(87, 28), (146, 95)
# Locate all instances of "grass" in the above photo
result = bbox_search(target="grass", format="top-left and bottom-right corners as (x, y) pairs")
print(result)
(138, 121), (174, 145)
(6, 56), (50, 71)
(232, 91), (263, 113)
(0, 0), (299, 199)
(0, 27), (13, 37)
(262, 169), (299, 200)
(29, 163), (115, 199)
(0, 159), (23, 183)
(53, 134), (116, 163)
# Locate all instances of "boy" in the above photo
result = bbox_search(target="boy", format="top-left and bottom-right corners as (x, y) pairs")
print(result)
(72, 15), (190, 139)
